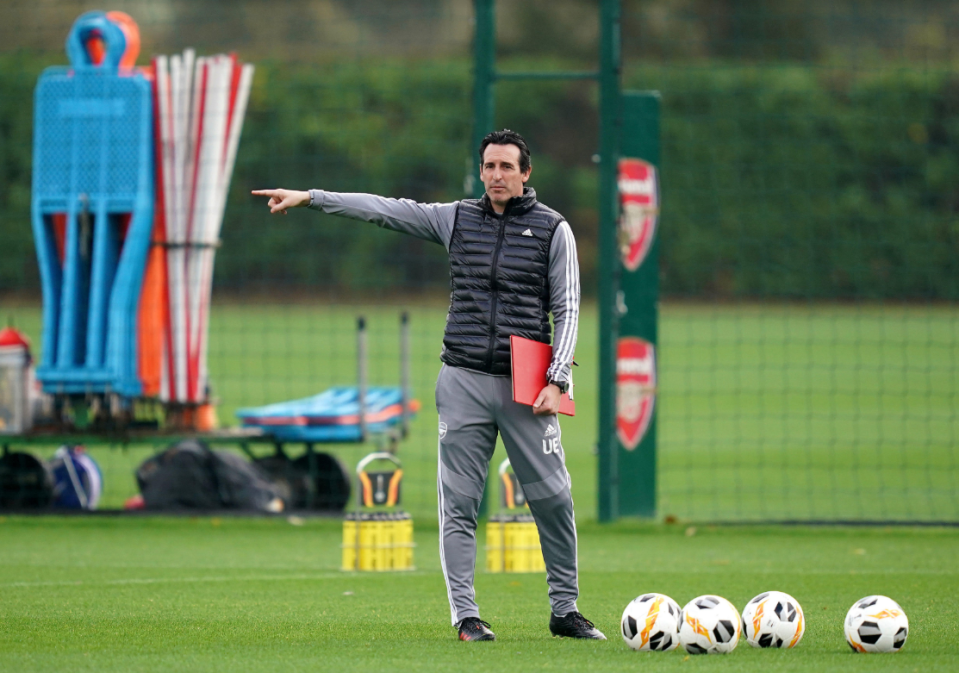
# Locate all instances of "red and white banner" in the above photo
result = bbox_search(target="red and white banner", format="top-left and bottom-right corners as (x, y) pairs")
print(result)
(618, 158), (658, 272)
(616, 337), (656, 451)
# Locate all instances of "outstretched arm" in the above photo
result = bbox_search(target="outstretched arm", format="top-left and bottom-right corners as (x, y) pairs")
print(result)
(250, 189), (310, 215)
(251, 188), (457, 249)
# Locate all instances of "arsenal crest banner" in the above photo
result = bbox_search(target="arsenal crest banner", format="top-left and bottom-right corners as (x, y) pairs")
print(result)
(616, 337), (656, 451)
(618, 158), (659, 272)
(599, 91), (660, 519)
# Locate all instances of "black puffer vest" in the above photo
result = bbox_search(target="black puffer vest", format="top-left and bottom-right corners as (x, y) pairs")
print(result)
(441, 187), (564, 375)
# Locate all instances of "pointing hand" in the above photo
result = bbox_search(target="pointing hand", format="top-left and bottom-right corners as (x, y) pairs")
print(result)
(251, 189), (311, 215)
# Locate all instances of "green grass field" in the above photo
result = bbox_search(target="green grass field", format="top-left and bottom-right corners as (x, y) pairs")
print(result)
(2, 301), (958, 671)
(3, 301), (957, 522)
(1, 516), (957, 672)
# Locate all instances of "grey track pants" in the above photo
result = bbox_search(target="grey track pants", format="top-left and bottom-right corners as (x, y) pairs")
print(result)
(435, 364), (579, 625)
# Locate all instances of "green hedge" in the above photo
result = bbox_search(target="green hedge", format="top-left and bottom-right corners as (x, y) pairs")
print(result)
(629, 64), (959, 299)
(0, 54), (56, 294)
(2, 54), (957, 299)
(220, 58), (472, 293)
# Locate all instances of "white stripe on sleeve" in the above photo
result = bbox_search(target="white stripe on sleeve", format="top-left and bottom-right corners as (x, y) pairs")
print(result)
(549, 221), (579, 381)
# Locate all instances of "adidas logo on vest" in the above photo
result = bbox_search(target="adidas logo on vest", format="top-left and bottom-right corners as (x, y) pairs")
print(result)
(522, 228), (533, 237)
(545, 424), (557, 437)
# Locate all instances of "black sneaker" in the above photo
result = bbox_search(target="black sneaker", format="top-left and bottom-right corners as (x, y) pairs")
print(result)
(549, 612), (607, 640)
(458, 617), (496, 641)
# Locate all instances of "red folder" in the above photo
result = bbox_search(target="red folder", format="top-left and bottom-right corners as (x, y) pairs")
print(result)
(510, 335), (575, 416)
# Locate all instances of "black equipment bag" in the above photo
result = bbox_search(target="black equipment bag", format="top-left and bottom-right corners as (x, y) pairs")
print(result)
(254, 450), (351, 511)
(0, 451), (53, 509)
(136, 439), (281, 512)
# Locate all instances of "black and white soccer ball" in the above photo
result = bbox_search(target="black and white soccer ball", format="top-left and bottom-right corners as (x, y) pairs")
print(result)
(741, 591), (805, 649)
(678, 595), (742, 654)
(844, 595), (909, 653)
(620, 593), (681, 651)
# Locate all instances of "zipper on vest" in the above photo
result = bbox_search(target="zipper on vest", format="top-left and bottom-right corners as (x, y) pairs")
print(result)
(485, 214), (508, 370)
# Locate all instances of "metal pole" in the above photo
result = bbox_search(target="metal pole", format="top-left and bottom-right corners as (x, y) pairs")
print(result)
(400, 311), (410, 440)
(471, 0), (621, 519)
(495, 71), (600, 81)
(357, 316), (368, 443)
(472, 0), (496, 517)
(597, 0), (622, 522)
(471, 0), (496, 198)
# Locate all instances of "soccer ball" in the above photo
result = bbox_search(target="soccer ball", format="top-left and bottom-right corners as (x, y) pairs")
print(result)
(844, 596), (909, 653)
(678, 595), (742, 654)
(741, 591), (805, 649)
(620, 593), (682, 651)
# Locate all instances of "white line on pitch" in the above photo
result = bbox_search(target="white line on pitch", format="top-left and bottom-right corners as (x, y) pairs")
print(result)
(3, 571), (428, 589)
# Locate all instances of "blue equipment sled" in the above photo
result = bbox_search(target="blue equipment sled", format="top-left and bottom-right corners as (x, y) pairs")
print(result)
(237, 386), (419, 443)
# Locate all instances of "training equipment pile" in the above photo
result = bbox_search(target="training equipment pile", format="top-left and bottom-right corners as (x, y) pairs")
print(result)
(30, 10), (252, 411)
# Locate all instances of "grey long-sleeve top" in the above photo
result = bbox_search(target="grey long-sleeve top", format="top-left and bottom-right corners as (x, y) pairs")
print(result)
(308, 189), (580, 386)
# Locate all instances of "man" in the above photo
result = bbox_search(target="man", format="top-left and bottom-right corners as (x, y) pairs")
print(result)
(252, 130), (604, 642)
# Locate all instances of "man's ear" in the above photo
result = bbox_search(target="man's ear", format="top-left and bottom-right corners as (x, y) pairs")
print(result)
(522, 165), (532, 183)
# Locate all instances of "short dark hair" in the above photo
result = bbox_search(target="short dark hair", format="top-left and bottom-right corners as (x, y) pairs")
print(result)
(479, 129), (531, 173)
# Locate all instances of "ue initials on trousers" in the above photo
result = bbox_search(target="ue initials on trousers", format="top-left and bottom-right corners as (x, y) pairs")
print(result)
(435, 364), (579, 625)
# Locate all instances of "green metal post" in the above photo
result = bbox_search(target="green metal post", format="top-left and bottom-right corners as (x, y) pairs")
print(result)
(597, 0), (622, 522)
(472, 0), (496, 515)
(472, 0), (496, 198)
(469, 0), (623, 521)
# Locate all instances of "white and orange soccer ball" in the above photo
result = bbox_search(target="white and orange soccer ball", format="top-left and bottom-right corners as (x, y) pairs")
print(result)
(844, 596), (909, 653)
(620, 593), (681, 651)
(741, 591), (805, 649)
(678, 595), (742, 654)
